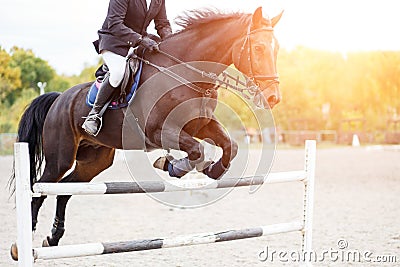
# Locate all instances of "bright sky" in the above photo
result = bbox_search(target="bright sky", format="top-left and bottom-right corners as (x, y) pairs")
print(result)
(1, 0), (399, 75)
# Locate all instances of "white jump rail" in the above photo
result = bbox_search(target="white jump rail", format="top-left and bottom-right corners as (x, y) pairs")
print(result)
(13, 140), (316, 266)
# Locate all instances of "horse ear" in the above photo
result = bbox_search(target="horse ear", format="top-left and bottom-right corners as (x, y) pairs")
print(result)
(251, 7), (264, 29)
(271, 10), (284, 27)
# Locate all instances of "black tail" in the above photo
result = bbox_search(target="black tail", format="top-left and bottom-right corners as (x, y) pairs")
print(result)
(9, 92), (61, 195)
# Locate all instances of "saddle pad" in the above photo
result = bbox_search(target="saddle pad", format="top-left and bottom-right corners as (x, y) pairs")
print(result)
(86, 60), (143, 110)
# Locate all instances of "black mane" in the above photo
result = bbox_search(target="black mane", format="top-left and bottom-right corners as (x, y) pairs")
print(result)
(174, 9), (250, 32)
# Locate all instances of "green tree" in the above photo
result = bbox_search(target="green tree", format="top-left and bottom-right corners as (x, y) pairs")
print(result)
(10, 47), (55, 90)
(0, 88), (39, 132)
(0, 47), (21, 102)
(47, 75), (71, 92)
(66, 60), (102, 86)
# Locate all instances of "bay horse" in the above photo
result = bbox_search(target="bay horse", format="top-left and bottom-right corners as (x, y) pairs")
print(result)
(10, 7), (282, 251)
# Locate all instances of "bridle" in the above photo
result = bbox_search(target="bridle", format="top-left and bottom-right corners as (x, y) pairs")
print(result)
(236, 24), (280, 93)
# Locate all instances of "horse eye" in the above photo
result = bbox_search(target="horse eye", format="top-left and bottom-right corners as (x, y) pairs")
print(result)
(254, 45), (264, 52)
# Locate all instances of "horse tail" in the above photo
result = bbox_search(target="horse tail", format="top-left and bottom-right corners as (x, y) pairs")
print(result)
(9, 92), (61, 195)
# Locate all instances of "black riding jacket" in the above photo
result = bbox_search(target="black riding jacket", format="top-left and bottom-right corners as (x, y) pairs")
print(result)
(94, 0), (172, 56)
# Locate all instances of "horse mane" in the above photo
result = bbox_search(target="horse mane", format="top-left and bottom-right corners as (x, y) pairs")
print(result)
(174, 8), (250, 33)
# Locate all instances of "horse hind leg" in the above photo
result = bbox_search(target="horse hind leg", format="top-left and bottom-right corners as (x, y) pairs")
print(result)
(31, 147), (77, 232)
(43, 145), (115, 247)
(10, 155), (73, 261)
(42, 194), (70, 247)
(31, 196), (47, 231)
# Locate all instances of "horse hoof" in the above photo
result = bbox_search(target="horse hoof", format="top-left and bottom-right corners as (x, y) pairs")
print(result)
(42, 237), (50, 247)
(195, 160), (213, 172)
(153, 156), (169, 171)
(202, 159), (228, 179)
(10, 243), (18, 261)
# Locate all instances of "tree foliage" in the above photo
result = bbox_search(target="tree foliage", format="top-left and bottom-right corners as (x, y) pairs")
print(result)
(0, 47), (102, 133)
(0, 47), (21, 101)
(0, 46), (399, 135)
(9, 47), (55, 90)
(272, 47), (400, 132)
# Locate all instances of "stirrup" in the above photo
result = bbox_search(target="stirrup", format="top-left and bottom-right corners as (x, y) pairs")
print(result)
(82, 114), (103, 137)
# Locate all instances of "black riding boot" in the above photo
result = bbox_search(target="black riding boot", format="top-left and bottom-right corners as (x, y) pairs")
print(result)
(82, 75), (117, 136)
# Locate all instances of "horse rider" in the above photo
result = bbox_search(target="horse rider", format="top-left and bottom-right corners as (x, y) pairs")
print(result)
(82, 0), (172, 136)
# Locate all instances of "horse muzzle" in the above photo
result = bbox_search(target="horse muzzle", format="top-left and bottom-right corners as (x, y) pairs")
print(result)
(254, 80), (281, 109)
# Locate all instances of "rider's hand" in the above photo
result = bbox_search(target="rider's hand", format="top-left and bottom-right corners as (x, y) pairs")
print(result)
(139, 36), (159, 52)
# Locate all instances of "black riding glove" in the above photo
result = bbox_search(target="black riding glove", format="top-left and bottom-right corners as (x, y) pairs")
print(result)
(139, 36), (159, 52)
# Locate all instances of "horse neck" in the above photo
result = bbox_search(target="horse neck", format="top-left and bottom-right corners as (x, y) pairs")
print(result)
(170, 18), (248, 66)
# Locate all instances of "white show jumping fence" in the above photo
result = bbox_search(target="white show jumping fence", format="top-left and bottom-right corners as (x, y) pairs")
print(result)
(13, 140), (316, 266)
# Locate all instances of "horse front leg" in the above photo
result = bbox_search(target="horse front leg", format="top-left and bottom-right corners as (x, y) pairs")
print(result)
(195, 117), (238, 179)
(153, 129), (205, 178)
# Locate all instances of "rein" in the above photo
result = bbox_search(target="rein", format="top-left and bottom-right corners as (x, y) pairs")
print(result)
(132, 51), (215, 96)
(133, 50), (261, 99)
(132, 24), (278, 101)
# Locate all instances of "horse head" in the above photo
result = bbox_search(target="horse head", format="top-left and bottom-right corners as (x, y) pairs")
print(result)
(232, 7), (283, 109)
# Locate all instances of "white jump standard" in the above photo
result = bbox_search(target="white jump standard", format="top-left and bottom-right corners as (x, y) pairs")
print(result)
(12, 140), (316, 266)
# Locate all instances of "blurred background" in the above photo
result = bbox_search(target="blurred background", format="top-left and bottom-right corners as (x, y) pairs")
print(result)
(1, 0), (399, 153)
(1, 2), (399, 266)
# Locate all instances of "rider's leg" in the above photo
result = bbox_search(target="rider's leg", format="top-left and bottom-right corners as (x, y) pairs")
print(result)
(82, 50), (126, 136)
(101, 51), (126, 87)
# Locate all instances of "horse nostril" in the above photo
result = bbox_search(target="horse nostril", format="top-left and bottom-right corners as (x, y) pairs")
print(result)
(268, 95), (278, 105)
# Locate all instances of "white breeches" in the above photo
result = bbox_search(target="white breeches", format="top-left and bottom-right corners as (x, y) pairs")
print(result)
(101, 50), (127, 87)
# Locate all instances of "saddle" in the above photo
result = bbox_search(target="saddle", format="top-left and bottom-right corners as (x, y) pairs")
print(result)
(86, 49), (143, 109)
